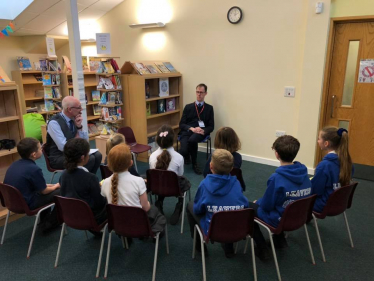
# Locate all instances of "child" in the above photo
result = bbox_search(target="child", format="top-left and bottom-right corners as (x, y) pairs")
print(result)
(252, 135), (312, 257)
(59, 138), (107, 225)
(104, 133), (140, 177)
(149, 125), (190, 225)
(203, 127), (242, 178)
(312, 127), (353, 212)
(187, 149), (249, 258)
(4, 137), (60, 232)
(101, 143), (166, 234)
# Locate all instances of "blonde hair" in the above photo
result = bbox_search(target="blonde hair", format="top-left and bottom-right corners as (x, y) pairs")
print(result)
(211, 149), (234, 175)
(106, 133), (125, 155)
(107, 143), (132, 205)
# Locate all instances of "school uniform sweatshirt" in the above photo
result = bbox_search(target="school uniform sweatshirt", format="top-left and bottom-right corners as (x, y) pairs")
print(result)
(256, 162), (312, 228)
(193, 174), (249, 235)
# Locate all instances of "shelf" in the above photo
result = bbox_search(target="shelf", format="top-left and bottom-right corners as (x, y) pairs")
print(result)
(147, 125), (179, 137)
(39, 110), (60, 115)
(0, 116), (20, 122)
(25, 97), (44, 101)
(67, 71), (97, 76)
(99, 103), (123, 107)
(99, 118), (124, 123)
(98, 88), (123, 92)
(87, 101), (100, 105)
(68, 83), (97, 89)
(89, 133), (100, 140)
(141, 73), (182, 79)
(0, 147), (18, 157)
(87, 115), (101, 121)
(23, 81), (43, 85)
(20, 71), (42, 74)
(146, 94), (180, 102)
(97, 73), (121, 77)
(43, 84), (61, 87)
(147, 110), (180, 119)
(44, 98), (62, 101)
(42, 71), (60, 74)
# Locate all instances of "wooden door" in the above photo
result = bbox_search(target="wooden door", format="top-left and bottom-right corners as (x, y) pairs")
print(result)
(318, 18), (374, 180)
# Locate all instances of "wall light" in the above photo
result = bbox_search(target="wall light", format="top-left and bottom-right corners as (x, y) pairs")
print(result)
(129, 22), (166, 29)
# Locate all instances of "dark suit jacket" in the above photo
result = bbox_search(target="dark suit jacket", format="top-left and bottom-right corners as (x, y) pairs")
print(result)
(179, 102), (214, 135)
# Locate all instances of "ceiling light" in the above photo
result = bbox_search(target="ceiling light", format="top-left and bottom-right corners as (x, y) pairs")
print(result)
(129, 22), (165, 29)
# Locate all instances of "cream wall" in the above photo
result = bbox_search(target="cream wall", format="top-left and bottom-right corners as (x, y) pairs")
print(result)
(331, 0), (374, 17)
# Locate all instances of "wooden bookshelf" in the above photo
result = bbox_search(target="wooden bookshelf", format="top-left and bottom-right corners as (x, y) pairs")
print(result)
(121, 61), (183, 162)
(0, 85), (25, 219)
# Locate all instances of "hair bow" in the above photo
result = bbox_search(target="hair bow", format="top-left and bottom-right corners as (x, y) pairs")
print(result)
(159, 131), (168, 137)
(337, 128), (348, 137)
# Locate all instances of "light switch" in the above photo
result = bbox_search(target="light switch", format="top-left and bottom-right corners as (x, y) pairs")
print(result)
(284, 86), (295, 98)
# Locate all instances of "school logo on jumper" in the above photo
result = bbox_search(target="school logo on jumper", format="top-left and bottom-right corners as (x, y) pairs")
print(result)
(285, 187), (312, 197)
(207, 205), (245, 212)
(333, 183), (341, 190)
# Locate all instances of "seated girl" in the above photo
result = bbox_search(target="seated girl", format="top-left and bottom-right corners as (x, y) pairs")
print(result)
(60, 138), (107, 225)
(149, 125), (191, 225)
(101, 143), (166, 234)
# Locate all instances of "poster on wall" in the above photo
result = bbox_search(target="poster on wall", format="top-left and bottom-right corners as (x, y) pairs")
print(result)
(358, 59), (374, 83)
(96, 33), (111, 55)
(46, 37), (56, 57)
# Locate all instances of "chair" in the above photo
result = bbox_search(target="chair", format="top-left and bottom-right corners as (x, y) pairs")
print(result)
(177, 134), (212, 160)
(0, 183), (55, 259)
(53, 196), (107, 278)
(99, 164), (113, 180)
(118, 126), (152, 173)
(104, 204), (169, 280)
(230, 167), (246, 191)
(312, 182), (358, 262)
(192, 209), (257, 281)
(41, 144), (63, 184)
(255, 195), (317, 281)
(146, 169), (191, 233)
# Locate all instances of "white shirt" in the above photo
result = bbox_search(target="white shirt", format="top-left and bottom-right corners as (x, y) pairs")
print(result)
(101, 171), (146, 207)
(149, 147), (184, 176)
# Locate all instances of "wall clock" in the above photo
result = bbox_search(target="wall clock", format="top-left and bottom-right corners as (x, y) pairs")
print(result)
(227, 6), (243, 24)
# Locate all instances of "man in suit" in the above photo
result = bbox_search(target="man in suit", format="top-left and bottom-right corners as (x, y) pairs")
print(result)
(179, 83), (214, 174)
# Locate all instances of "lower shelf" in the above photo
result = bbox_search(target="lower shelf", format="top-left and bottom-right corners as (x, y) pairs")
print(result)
(0, 147), (18, 157)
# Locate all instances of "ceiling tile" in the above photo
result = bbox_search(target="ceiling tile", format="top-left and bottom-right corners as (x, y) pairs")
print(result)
(24, 0), (61, 14)
(77, 0), (100, 7)
(47, 22), (67, 37)
(13, 12), (39, 30)
(15, 28), (46, 35)
(25, 15), (66, 33)
(89, 0), (123, 12)
(78, 7), (106, 21)
(42, 0), (86, 18)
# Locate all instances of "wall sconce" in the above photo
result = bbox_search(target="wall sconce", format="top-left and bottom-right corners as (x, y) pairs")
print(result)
(129, 22), (166, 29)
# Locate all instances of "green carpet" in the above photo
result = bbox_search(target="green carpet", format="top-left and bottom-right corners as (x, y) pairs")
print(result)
(0, 151), (373, 281)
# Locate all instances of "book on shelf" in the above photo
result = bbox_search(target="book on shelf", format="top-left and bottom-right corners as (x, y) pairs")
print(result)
(157, 99), (166, 113)
(133, 63), (151, 75)
(88, 123), (99, 134)
(62, 56), (72, 72)
(89, 58), (101, 72)
(17, 57), (32, 71)
(53, 101), (62, 111)
(69, 89), (74, 96)
(48, 61), (58, 71)
(39, 59), (48, 71)
(155, 62), (170, 73)
(110, 58), (120, 73)
(93, 105), (101, 115)
(95, 121), (104, 132)
(0, 66), (13, 84)
(111, 75), (122, 89)
(101, 107), (110, 120)
(43, 74), (52, 85)
(145, 82), (150, 99)
(82, 56), (89, 71)
(146, 63), (161, 74)
(146, 101), (151, 116)
(44, 100), (55, 111)
(99, 92), (107, 104)
(33, 62), (41, 71)
(159, 77), (169, 97)
(53, 74), (60, 85)
(166, 97), (176, 112)
(92, 90), (101, 101)
(34, 74), (42, 81)
(67, 77), (73, 85)
(44, 87), (53, 98)
(163, 62), (177, 72)
(52, 87), (61, 98)
(103, 61), (115, 73)
(98, 76), (115, 89)
(107, 92), (117, 105)
(35, 101), (46, 112)
(26, 107), (38, 113)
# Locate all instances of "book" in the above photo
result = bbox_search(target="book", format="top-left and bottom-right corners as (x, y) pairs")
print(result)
(54, 74), (60, 85)
(99, 92), (107, 104)
(166, 97), (176, 112)
(157, 99), (166, 113)
(33, 62), (41, 71)
(107, 92), (117, 105)
(115, 75), (122, 89)
(17, 57), (32, 71)
(159, 78), (169, 97)
(43, 74), (52, 85)
(95, 121), (104, 132)
(102, 107), (110, 120)
(52, 87), (61, 98)
(82, 56), (89, 71)
(48, 61), (58, 71)
(146, 63), (161, 74)
(93, 105), (101, 116)
(98, 76), (114, 89)
(89, 58), (101, 72)
(88, 124), (99, 134)
(116, 92), (122, 104)
(44, 100), (55, 111)
(146, 102), (151, 116)
(44, 87), (53, 98)
(145, 82), (150, 99)
(110, 59), (120, 73)
(53, 101), (62, 111)
(133, 63), (151, 75)
(34, 74), (42, 81)
(155, 62), (170, 73)
(163, 62), (177, 72)
(39, 60), (48, 71)
(103, 61), (115, 73)
(35, 102), (46, 112)
(92, 90), (100, 101)
(62, 56), (72, 72)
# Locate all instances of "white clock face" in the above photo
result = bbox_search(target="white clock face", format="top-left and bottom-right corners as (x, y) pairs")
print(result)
(229, 8), (241, 23)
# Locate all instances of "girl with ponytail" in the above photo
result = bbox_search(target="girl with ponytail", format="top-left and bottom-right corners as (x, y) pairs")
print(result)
(312, 126), (353, 212)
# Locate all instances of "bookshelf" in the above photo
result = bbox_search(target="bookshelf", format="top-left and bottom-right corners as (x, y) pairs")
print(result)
(0, 85), (25, 219)
(121, 61), (183, 162)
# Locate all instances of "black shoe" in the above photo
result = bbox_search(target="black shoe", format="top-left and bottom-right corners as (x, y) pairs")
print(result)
(184, 157), (191, 165)
(271, 234), (288, 249)
(255, 246), (272, 261)
(221, 243), (235, 258)
(155, 200), (164, 215)
(193, 164), (202, 175)
(170, 202), (183, 225)
(41, 220), (60, 234)
(195, 242), (209, 257)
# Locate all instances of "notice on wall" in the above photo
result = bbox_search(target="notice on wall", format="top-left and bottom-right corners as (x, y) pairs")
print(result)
(46, 37), (56, 57)
(358, 59), (374, 83)
(96, 33), (111, 55)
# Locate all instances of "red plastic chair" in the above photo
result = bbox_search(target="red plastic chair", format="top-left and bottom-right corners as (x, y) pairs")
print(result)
(104, 204), (169, 280)
(99, 164), (113, 180)
(255, 194), (317, 281)
(312, 182), (358, 262)
(146, 169), (191, 233)
(118, 126), (151, 172)
(53, 196), (108, 278)
(41, 144), (63, 183)
(0, 183), (55, 259)
(230, 167), (246, 191)
(192, 209), (257, 281)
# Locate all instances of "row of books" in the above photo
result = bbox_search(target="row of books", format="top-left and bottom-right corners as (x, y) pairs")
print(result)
(63, 56), (120, 74)
(42, 74), (60, 86)
(145, 78), (170, 98)
(17, 57), (62, 72)
(101, 106), (122, 122)
(133, 62), (177, 75)
(44, 87), (61, 99)
(89, 122), (119, 136)
(99, 91), (122, 105)
(43, 100), (61, 112)
(97, 75), (122, 90)
(146, 97), (176, 116)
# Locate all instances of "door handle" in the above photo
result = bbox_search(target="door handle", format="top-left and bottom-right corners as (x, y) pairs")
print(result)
(331, 95), (336, 118)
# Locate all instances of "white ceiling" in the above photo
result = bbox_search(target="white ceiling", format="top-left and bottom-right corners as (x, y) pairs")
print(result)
(1, 0), (124, 37)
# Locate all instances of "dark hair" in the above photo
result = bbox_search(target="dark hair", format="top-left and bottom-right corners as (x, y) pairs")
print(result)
(63, 138), (90, 172)
(155, 124), (175, 170)
(320, 126), (352, 186)
(196, 83), (207, 92)
(17, 137), (40, 159)
(214, 127), (241, 153)
(272, 135), (300, 163)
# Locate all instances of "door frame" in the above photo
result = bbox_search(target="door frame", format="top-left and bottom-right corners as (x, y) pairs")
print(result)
(314, 15), (374, 167)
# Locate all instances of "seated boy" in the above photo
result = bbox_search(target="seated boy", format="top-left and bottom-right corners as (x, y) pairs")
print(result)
(4, 137), (60, 232)
(186, 149), (249, 258)
(252, 135), (312, 254)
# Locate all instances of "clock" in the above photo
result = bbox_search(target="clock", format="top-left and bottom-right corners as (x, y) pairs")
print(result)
(227, 6), (243, 24)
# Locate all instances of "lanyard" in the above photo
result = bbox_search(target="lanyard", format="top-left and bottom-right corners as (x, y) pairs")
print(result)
(195, 103), (204, 121)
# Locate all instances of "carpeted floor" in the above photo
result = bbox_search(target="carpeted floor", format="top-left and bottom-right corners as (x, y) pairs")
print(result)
(0, 150), (373, 281)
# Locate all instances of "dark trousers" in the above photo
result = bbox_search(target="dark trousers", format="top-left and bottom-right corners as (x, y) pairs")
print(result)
(32, 189), (61, 225)
(179, 132), (206, 165)
(50, 151), (102, 175)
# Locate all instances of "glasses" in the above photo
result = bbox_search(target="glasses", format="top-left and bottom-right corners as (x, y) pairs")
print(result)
(196, 91), (206, 95)
(70, 106), (82, 110)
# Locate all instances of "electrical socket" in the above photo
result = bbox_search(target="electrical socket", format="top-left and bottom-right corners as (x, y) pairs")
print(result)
(276, 130), (286, 137)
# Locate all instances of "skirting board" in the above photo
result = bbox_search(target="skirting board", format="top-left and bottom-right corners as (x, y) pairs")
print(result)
(197, 145), (315, 175)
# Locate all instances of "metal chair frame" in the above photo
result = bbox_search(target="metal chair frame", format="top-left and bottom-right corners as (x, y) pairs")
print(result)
(41, 144), (63, 183)
(176, 135), (212, 160)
